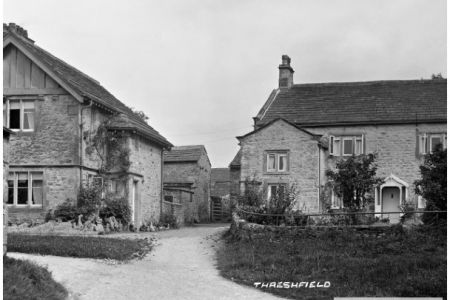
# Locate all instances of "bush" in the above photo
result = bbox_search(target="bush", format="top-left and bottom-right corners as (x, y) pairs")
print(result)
(158, 213), (179, 228)
(77, 185), (102, 216)
(8, 234), (152, 260)
(4, 256), (68, 300)
(100, 196), (131, 224)
(52, 199), (79, 222)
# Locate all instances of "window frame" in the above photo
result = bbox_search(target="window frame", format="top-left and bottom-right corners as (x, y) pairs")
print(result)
(265, 151), (289, 173)
(4, 99), (36, 132)
(329, 135), (364, 157)
(330, 190), (342, 209)
(267, 183), (286, 201)
(7, 171), (44, 207)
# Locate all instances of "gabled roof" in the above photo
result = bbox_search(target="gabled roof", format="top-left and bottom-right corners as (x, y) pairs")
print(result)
(3, 23), (172, 148)
(211, 168), (230, 183)
(237, 118), (319, 141)
(255, 79), (447, 127)
(164, 145), (207, 163)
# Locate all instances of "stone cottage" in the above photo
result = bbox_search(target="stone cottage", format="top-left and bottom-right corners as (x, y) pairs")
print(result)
(232, 55), (446, 221)
(163, 145), (211, 222)
(3, 23), (173, 226)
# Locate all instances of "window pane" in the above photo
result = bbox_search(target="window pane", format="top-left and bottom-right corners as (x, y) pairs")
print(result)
(17, 172), (28, 205)
(343, 139), (353, 155)
(7, 179), (14, 204)
(22, 101), (34, 109)
(329, 136), (334, 153)
(333, 139), (341, 156)
(355, 139), (362, 155)
(431, 137), (441, 152)
(9, 108), (20, 129)
(23, 109), (35, 130)
(278, 185), (285, 198)
(9, 100), (20, 109)
(267, 154), (276, 171)
(32, 180), (43, 205)
(270, 185), (277, 199)
(278, 155), (287, 171)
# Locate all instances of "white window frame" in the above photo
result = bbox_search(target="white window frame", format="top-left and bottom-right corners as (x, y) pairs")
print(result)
(266, 152), (289, 173)
(4, 99), (36, 132)
(7, 171), (44, 207)
(330, 135), (364, 156)
(419, 133), (428, 155)
(417, 195), (426, 209)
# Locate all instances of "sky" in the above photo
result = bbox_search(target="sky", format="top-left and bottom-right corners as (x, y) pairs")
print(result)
(3, 0), (447, 167)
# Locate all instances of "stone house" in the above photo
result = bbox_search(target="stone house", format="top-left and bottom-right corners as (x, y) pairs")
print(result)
(232, 55), (446, 221)
(163, 145), (211, 222)
(3, 23), (173, 226)
(3, 127), (13, 254)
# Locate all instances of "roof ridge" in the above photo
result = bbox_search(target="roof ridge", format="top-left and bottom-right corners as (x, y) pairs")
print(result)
(292, 79), (447, 88)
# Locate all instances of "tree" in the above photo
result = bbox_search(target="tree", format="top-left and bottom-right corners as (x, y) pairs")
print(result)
(326, 153), (383, 211)
(130, 108), (149, 123)
(414, 146), (447, 225)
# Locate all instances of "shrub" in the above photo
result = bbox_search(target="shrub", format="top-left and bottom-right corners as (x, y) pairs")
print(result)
(158, 213), (179, 228)
(237, 177), (264, 207)
(77, 185), (102, 216)
(414, 146), (446, 225)
(100, 196), (131, 224)
(53, 199), (79, 222)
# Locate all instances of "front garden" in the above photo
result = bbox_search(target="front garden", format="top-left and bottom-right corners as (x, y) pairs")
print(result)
(217, 150), (447, 299)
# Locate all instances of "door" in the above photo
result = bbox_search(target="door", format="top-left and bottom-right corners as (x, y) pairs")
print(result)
(131, 181), (138, 224)
(382, 187), (401, 223)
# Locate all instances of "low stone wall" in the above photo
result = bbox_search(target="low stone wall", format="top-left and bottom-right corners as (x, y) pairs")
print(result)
(230, 212), (403, 240)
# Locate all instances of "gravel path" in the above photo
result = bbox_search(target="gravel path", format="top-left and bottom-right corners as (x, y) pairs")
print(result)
(8, 224), (282, 300)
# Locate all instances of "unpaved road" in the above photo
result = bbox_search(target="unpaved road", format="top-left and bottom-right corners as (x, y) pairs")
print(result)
(8, 224), (282, 300)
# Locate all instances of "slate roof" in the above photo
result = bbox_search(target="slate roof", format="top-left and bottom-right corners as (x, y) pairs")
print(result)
(255, 80), (447, 127)
(211, 168), (230, 183)
(4, 23), (172, 148)
(229, 149), (242, 168)
(164, 145), (206, 163)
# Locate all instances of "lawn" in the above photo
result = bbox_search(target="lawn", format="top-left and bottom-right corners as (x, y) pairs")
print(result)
(8, 234), (152, 261)
(4, 256), (68, 300)
(217, 225), (446, 300)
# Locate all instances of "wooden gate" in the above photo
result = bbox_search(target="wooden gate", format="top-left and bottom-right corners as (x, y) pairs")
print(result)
(211, 196), (230, 222)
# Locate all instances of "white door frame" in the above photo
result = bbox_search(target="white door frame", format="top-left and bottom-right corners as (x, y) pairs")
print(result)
(375, 174), (409, 216)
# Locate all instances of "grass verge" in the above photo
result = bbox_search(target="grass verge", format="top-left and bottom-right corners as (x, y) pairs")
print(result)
(217, 225), (446, 300)
(8, 234), (152, 261)
(4, 256), (68, 300)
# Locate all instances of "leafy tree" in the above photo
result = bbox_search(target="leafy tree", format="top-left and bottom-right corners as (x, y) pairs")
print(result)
(326, 153), (383, 211)
(414, 146), (447, 225)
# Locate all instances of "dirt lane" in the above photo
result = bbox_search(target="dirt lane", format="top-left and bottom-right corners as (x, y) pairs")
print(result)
(8, 224), (282, 300)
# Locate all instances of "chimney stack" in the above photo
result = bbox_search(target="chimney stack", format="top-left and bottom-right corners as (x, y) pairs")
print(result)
(278, 55), (294, 88)
(4, 23), (34, 43)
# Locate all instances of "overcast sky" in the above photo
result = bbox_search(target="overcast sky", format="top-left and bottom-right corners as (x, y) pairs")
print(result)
(4, 0), (447, 167)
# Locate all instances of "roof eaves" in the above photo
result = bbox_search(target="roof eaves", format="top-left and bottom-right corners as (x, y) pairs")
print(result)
(237, 118), (318, 141)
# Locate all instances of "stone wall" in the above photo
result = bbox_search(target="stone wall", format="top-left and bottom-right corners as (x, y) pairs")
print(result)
(239, 120), (321, 212)
(309, 123), (447, 206)
(9, 94), (80, 165)
(128, 135), (164, 226)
